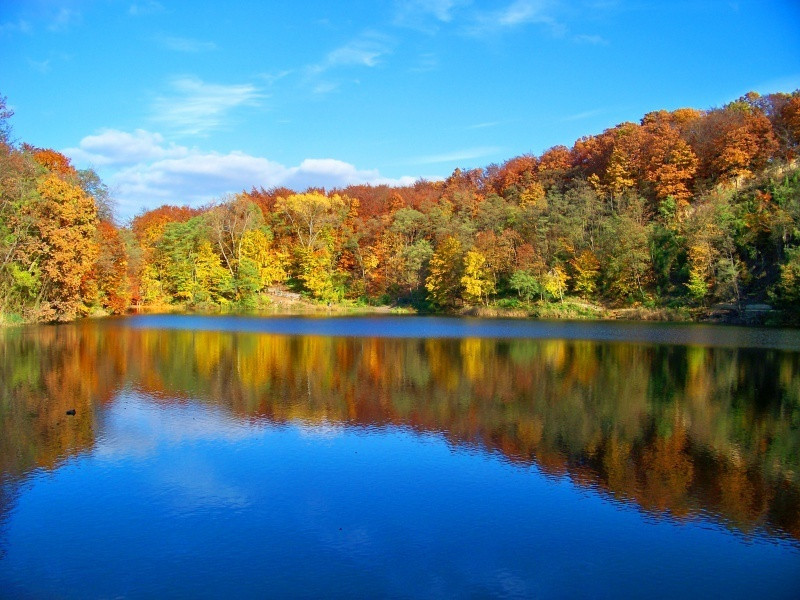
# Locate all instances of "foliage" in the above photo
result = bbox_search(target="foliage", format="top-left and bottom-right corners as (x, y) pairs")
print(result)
(425, 236), (464, 308)
(3, 89), (800, 320)
(461, 250), (494, 305)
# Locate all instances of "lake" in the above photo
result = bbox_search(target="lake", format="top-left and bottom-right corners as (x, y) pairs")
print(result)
(1, 315), (799, 598)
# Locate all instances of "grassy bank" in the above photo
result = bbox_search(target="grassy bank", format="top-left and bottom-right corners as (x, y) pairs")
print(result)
(458, 299), (696, 322)
(2, 296), (794, 327)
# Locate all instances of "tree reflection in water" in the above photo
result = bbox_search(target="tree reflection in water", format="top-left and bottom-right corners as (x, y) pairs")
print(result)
(1, 319), (798, 543)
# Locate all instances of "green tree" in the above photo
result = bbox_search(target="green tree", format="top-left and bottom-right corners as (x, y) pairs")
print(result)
(773, 246), (800, 306)
(509, 269), (544, 302)
(600, 206), (652, 301)
(194, 240), (233, 303)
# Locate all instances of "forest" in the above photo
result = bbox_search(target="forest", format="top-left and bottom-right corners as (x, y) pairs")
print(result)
(1, 90), (800, 323)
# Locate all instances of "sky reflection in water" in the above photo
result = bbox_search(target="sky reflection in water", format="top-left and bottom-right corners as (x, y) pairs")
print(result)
(0, 316), (799, 598)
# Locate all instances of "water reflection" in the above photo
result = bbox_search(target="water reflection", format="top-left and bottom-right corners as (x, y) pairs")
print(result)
(1, 318), (799, 544)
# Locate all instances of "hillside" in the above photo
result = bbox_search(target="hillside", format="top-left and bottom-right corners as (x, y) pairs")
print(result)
(1, 91), (800, 323)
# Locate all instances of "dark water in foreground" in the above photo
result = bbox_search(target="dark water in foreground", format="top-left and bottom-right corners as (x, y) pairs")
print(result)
(0, 315), (799, 598)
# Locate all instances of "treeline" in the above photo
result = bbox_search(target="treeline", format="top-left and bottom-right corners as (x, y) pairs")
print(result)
(0, 97), (127, 322)
(2, 91), (800, 322)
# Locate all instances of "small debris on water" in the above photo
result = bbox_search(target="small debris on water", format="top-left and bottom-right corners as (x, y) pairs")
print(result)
(65, 409), (76, 416)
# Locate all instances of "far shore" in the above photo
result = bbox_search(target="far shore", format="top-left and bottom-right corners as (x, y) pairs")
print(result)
(4, 296), (792, 328)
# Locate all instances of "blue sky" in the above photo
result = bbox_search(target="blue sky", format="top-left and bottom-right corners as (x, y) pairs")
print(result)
(1, 0), (799, 220)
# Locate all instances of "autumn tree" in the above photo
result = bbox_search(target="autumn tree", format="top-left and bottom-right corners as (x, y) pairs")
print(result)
(95, 221), (130, 314)
(274, 191), (347, 252)
(774, 247), (800, 306)
(599, 201), (652, 301)
(426, 236), (464, 308)
(570, 250), (601, 298)
(24, 175), (99, 320)
(461, 249), (494, 305)
(206, 194), (268, 299)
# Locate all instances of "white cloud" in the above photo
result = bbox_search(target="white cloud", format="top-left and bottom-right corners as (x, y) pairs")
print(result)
(303, 33), (392, 94)
(497, 0), (548, 26)
(128, 1), (165, 16)
(111, 151), (287, 207)
(0, 19), (31, 35)
(27, 58), (51, 74)
(467, 0), (564, 36)
(47, 7), (80, 32)
(308, 32), (392, 77)
(258, 70), (293, 86)
(409, 146), (503, 165)
(157, 35), (217, 52)
(466, 121), (503, 130)
(151, 76), (265, 135)
(65, 129), (420, 218)
(410, 52), (438, 73)
(573, 33), (607, 45)
(96, 391), (264, 460)
(285, 159), (417, 190)
(561, 108), (604, 122)
(327, 42), (385, 68)
(64, 128), (188, 166)
(312, 81), (340, 95)
(393, 0), (469, 31)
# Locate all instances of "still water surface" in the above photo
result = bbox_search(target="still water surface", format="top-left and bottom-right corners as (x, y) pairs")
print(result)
(1, 315), (799, 598)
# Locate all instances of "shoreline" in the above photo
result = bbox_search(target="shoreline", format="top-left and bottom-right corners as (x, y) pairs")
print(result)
(1, 297), (794, 328)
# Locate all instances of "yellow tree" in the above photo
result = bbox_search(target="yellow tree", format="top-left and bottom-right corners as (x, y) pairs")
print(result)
(28, 175), (99, 320)
(274, 192), (347, 252)
(425, 236), (464, 309)
(299, 246), (337, 302)
(194, 240), (233, 303)
(461, 249), (494, 305)
(206, 194), (263, 280)
(570, 250), (600, 298)
(543, 265), (568, 303)
(239, 228), (288, 291)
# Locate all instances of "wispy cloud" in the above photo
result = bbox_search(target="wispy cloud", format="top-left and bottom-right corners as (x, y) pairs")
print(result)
(408, 146), (502, 165)
(561, 108), (604, 121)
(312, 81), (340, 95)
(1, 4), (80, 35)
(47, 7), (80, 32)
(304, 32), (393, 94)
(129, 1), (165, 16)
(258, 70), (293, 86)
(157, 35), (217, 53)
(573, 33), (607, 45)
(466, 121), (503, 130)
(393, 0), (469, 31)
(27, 58), (51, 74)
(498, 0), (550, 26)
(0, 19), (31, 35)
(467, 0), (564, 37)
(409, 53), (438, 73)
(310, 32), (393, 75)
(151, 77), (264, 136)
